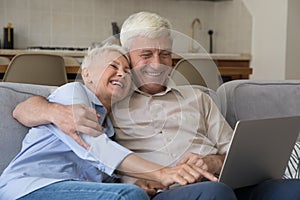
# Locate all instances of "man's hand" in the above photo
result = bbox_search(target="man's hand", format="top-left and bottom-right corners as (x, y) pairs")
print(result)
(13, 96), (103, 149)
(134, 179), (167, 197)
(159, 163), (218, 186)
(176, 152), (225, 178)
(50, 103), (104, 149)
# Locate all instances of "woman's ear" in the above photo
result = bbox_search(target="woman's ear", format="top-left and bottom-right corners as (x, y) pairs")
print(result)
(82, 68), (93, 85)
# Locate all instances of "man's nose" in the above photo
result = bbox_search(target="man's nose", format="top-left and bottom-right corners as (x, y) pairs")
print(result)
(152, 54), (162, 64)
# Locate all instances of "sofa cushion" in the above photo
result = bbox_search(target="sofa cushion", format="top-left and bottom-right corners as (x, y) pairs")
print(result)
(217, 80), (300, 179)
(217, 80), (300, 131)
(0, 82), (56, 174)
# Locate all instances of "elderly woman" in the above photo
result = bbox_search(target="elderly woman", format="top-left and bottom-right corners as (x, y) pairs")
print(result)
(0, 45), (205, 200)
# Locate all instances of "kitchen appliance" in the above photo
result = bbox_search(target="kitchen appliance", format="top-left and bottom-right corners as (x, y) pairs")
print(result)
(27, 46), (88, 51)
(208, 30), (214, 53)
(3, 23), (14, 49)
(111, 22), (120, 36)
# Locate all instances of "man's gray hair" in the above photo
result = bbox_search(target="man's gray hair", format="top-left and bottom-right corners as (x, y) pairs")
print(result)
(81, 44), (129, 69)
(120, 11), (173, 51)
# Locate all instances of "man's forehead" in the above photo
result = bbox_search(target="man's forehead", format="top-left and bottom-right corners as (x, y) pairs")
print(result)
(130, 36), (172, 51)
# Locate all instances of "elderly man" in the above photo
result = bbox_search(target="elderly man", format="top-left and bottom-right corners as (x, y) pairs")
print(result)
(14, 12), (300, 200)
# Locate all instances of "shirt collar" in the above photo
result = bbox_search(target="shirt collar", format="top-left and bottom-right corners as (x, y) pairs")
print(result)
(83, 84), (104, 107)
(133, 77), (184, 98)
(82, 85), (114, 137)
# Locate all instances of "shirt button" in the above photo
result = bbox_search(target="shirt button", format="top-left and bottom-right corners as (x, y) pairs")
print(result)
(171, 153), (177, 158)
(166, 137), (172, 142)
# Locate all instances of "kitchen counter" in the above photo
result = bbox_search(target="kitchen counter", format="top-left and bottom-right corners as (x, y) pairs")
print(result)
(171, 53), (252, 80)
(173, 53), (251, 61)
(0, 49), (252, 81)
(0, 49), (86, 59)
(0, 49), (251, 60)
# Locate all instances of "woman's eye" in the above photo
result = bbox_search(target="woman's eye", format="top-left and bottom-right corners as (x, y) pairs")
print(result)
(110, 64), (118, 70)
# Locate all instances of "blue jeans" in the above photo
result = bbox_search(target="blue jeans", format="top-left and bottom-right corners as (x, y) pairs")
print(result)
(151, 179), (300, 200)
(235, 179), (300, 200)
(152, 181), (237, 200)
(18, 180), (149, 200)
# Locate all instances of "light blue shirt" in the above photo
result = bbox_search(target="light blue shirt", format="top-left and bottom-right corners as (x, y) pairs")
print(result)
(0, 82), (132, 200)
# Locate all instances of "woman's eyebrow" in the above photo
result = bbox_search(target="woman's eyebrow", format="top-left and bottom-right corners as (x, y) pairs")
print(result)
(111, 60), (120, 65)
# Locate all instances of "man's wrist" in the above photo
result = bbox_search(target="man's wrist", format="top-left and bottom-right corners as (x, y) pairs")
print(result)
(46, 102), (62, 124)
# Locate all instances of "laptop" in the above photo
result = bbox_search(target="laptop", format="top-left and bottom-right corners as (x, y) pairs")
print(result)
(218, 116), (300, 189)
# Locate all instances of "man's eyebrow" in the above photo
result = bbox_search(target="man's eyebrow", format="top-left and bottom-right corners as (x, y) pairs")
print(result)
(161, 49), (172, 52)
(139, 48), (172, 52)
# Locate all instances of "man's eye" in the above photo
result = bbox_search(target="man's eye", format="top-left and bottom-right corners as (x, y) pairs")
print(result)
(140, 53), (152, 58)
(161, 52), (171, 58)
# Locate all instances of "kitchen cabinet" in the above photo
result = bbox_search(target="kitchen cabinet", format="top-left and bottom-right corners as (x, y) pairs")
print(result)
(172, 53), (252, 82)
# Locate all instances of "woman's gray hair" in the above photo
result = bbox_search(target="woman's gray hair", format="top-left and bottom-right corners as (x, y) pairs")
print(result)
(120, 11), (173, 51)
(81, 44), (129, 69)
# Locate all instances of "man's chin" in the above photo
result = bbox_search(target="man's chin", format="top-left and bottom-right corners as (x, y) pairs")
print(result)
(139, 83), (166, 94)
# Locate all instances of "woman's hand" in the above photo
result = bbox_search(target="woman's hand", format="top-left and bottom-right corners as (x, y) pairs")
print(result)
(134, 179), (167, 197)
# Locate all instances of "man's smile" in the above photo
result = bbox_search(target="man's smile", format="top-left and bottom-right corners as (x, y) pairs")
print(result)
(143, 70), (166, 77)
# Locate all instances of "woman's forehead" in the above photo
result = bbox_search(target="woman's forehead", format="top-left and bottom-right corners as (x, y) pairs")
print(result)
(93, 50), (124, 64)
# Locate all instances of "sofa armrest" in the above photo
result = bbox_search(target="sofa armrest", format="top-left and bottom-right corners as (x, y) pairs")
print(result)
(0, 82), (57, 174)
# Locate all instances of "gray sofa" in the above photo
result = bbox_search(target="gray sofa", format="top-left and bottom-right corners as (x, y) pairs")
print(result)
(0, 80), (299, 177)
(0, 82), (56, 173)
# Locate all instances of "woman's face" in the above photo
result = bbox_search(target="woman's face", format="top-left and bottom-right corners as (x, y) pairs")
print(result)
(83, 50), (132, 103)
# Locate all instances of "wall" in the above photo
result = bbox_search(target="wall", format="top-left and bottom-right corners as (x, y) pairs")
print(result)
(285, 0), (300, 79)
(244, 0), (300, 80)
(242, 0), (286, 80)
(214, 0), (252, 54)
(244, 0), (288, 80)
(0, 0), (252, 55)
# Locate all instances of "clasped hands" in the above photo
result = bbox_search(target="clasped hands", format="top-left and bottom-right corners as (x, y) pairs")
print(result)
(135, 152), (219, 196)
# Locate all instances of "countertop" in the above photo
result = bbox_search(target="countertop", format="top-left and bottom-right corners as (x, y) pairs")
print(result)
(173, 53), (251, 60)
(0, 49), (251, 61)
(0, 49), (86, 58)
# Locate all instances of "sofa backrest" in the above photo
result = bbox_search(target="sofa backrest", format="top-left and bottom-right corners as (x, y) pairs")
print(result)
(217, 80), (300, 178)
(217, 80), (300, 141)
(0, 82), (57, 174)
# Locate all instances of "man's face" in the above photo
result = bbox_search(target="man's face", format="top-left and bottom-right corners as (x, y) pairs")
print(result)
(129, 36), (173, 95)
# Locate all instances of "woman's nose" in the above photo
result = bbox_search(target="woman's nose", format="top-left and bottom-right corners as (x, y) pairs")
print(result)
(116, 68), (126, 77)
